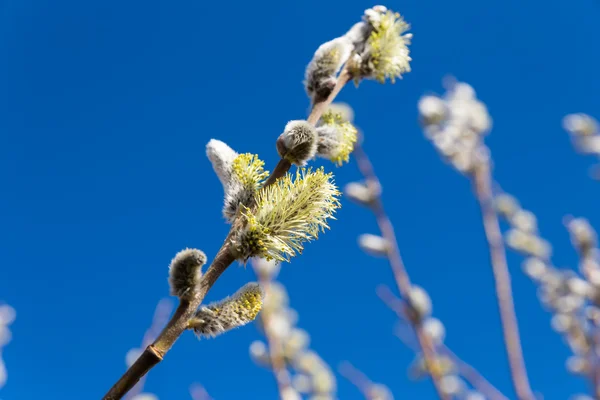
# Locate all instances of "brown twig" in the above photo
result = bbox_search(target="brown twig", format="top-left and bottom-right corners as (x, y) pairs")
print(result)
(124, 299), (174, 400)
(102, 68), (353, 400)
(378, 285), (508, 400)
(307, 70), (352, 125)
(263, 159), (293, 188)
(472, 162), (534, 400)
(253, 265), (294, 398)
(352, 144), (450, 400)
(103, 241), (236, 400)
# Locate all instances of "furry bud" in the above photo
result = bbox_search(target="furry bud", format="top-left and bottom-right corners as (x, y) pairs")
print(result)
(551, 313), (573, 333)
(567, 217), (597, 253)
(326, 102), (355, 123)
(168, 248), (207, 300)
(409, 354), (454, 379)
(131, 394), (158, 400)
(418, 95), (447, 126)
(0, 305), (16, 326)
(252, 257), (281, 279)
(316, 111), (358, 166)
(351, 8), (412, 84)
(277, 121), (318, 166)
(505, 229), (552, 259)
(407, 285), (432, 320)
(521, 258), (547, 281)
(422, 317), (446, 345)
(345, 182), (378, 206)
(511, 210), (538, 233)
(206, 139), (238, 191)
(283, 328), (310, 359)
(439, 375), (464, 396)
(249, 340), (271, 367)
(358, 234), (389, 257)
(281, 387), (302, 400)
(292, 374), (312, 394)
(224, 153), (269, 222)
(495, 193), (520, 219)
(305, 37), (354, 103)
(366, 384), (394, 400)
(566, 356), (589, 375)
(205, 140), (270, 223)
(563, 114), (598, 137)
(190, 282), (264, 338)
(311, 368), (336, 394)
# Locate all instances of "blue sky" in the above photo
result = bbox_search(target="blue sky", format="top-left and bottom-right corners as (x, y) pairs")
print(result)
(1, 0), (599, 399)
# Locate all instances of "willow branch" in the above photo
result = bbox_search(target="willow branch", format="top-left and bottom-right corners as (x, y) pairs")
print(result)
(103, 66), (353, 400)
(352, 144), (450, 400)
(472, 162), (534, 400)
(307, 70), (352, 125)
(254, 269), (294, 397)
(124, 299), (174, 400)
(561, 215), (600, 399)
(378, 285), (508, 400)
(103, 240), (236, 400)
(263, 159), (293, 188)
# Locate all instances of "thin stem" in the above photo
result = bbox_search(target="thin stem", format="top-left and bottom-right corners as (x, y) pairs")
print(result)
(124, 299), (174, 400)
(307, 70), (352, 125)
(103, 243), (236, 400)
(352, 144), (449, 400)
(254, 270), (294, 397)
(378, 285), (508, 400)
(263, 159), (292, 188)
(472, 162), (534, 400)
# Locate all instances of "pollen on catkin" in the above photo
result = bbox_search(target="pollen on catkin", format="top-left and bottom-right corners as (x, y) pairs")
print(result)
(316, 111), (358, 166)
(224, 153), (270, 222)
(189, 282), (265, 338)
(231, 167), (341, 262)
(205, 140), (270, 223)
(350, 7), (412, 84)
(304, 36), (354, 103)
(168, 248), (207, 300)
(277, 120), (318, 166)
(326, 102), (355, 123)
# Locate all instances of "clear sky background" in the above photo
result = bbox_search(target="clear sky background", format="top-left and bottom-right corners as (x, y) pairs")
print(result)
(1, 0), (599, 399)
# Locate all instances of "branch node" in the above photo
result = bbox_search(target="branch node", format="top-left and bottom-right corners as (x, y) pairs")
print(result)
(148, 345), (164, 360)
